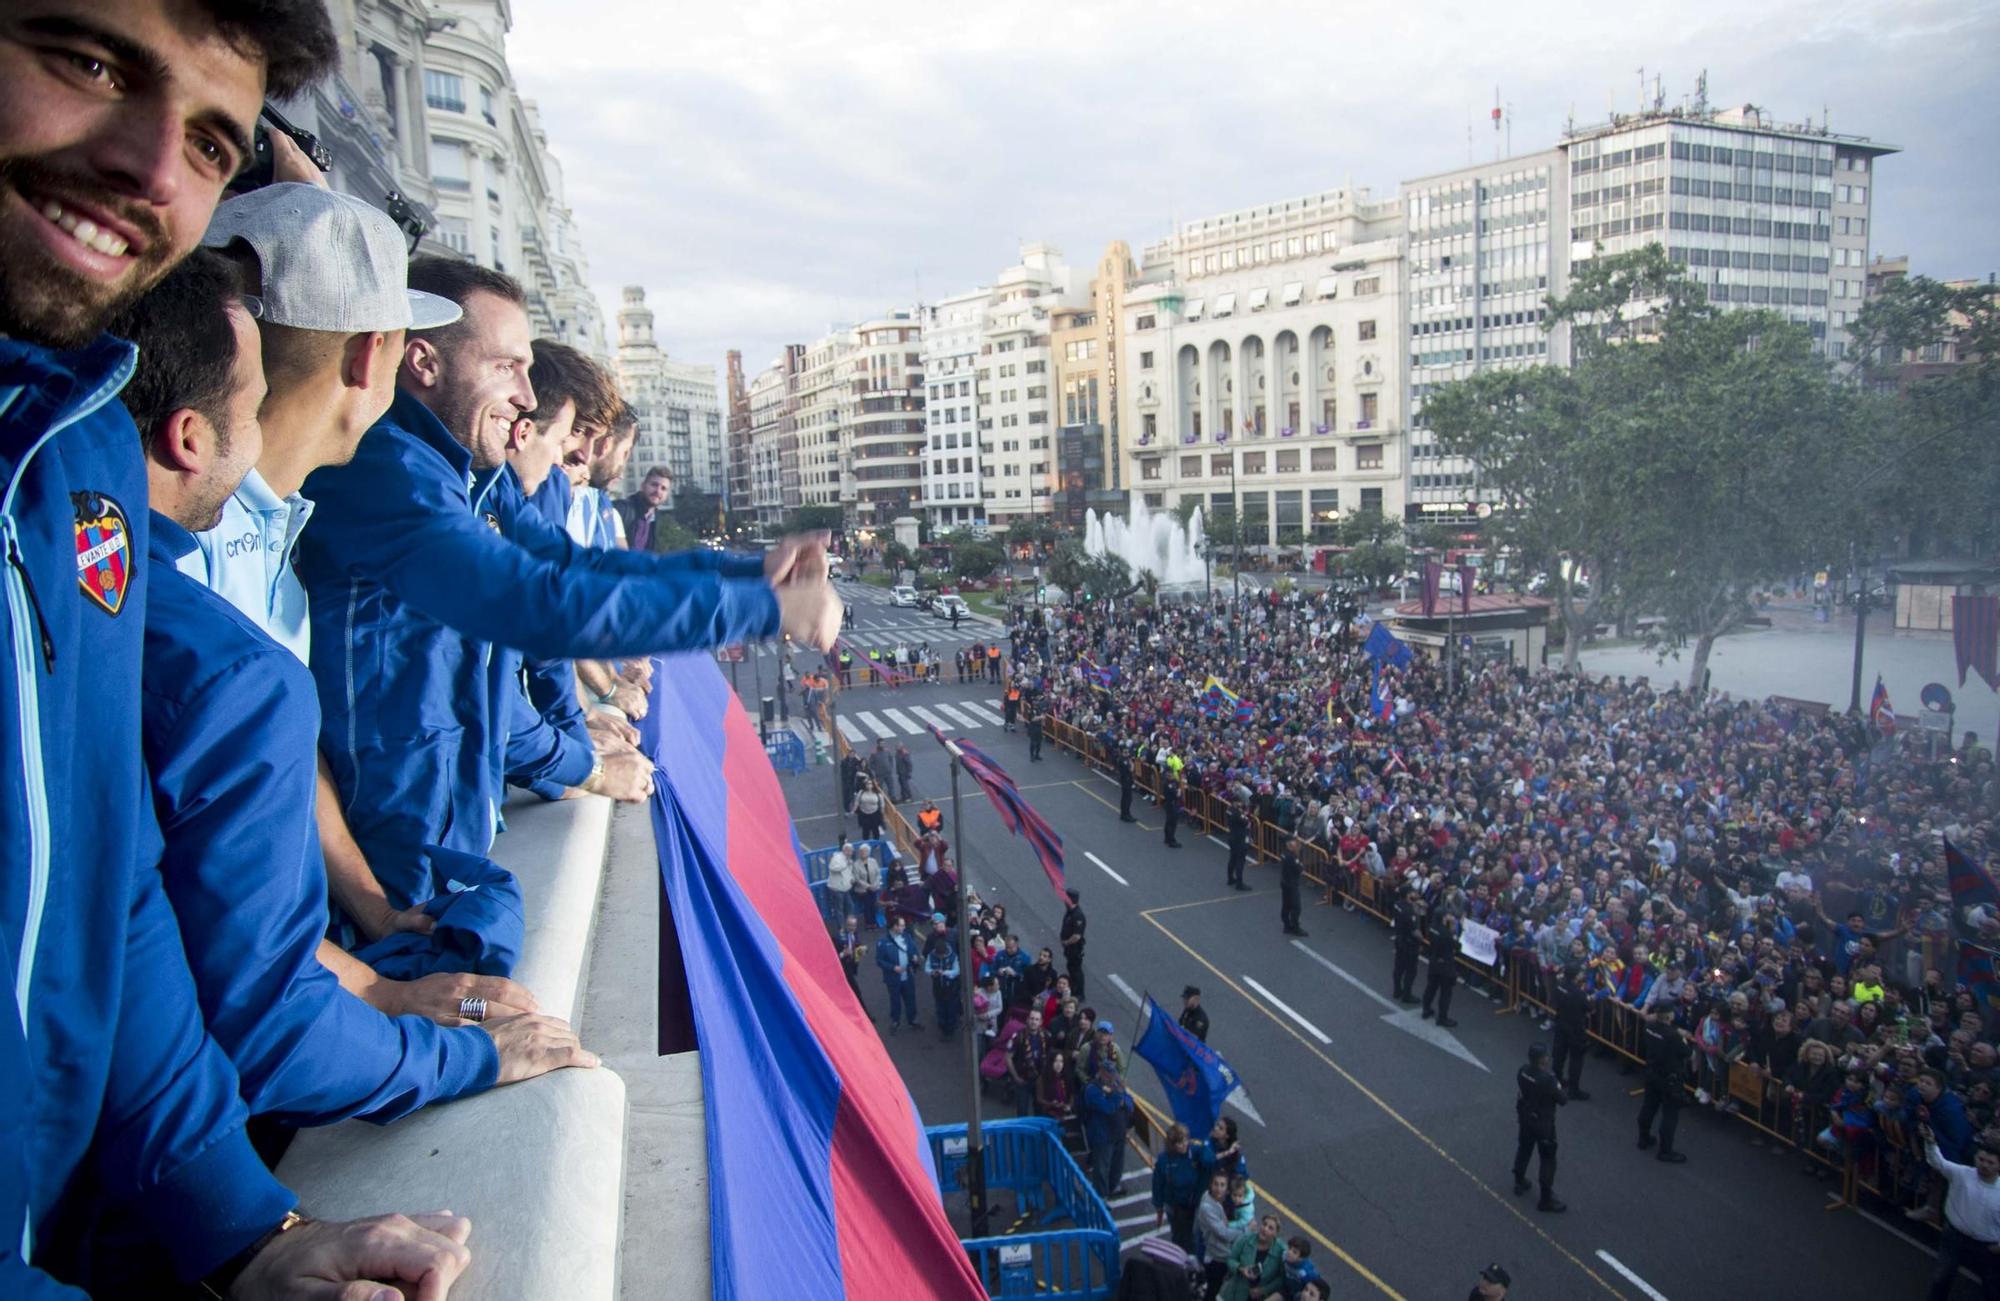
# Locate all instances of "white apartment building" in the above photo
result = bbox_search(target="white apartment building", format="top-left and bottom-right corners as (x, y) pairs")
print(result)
(794, 330), (854, 514)
(613, 287), (726, 500)
(745, 362), (789, 530)
(919, 287), (989, 531)
(407, 1), (607, 359)
(1121, 189), (1408, 548)
(844, 312), (926, 528)
(975, 246), (1082, 531)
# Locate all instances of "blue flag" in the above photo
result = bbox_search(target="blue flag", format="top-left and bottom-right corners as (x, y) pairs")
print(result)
(1132, 994), (1242, 1136)
(1362, 621), (1413, 669)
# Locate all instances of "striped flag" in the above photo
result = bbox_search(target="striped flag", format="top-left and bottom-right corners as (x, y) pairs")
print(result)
(1956, 595), (2000, 691)
(928, 726), (1067, 899)
(1868, 675), (1896, 734)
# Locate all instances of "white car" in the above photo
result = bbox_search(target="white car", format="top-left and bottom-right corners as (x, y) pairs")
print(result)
(933, 595), (970, 621)
(890, 585), (919, 608)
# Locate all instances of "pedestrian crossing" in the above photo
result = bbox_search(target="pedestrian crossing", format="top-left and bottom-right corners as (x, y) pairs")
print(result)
(836, 698), (1013, 739)
(749, 624), (999, 656)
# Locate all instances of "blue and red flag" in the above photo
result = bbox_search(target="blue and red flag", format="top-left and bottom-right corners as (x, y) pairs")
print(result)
(929, 725), (1068, 899)
(1369, 663), (1395, 724)
(641, 655), (983, 1300)
(1955, 595), (2000, 691)
(1131, 993), (1243, 1137)
(1868, 675), (1896, 734)
(1946, 841), (2000, 1013)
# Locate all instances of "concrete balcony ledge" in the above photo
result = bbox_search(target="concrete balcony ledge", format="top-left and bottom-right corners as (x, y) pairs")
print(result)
(279, 792), (630, 1299)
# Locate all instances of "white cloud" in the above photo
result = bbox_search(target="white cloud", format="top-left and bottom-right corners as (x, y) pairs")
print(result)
(508, 0), (2000, 372)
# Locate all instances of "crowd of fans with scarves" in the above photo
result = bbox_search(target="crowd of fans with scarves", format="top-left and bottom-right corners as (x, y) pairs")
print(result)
(1006, 582), (2000, 1221)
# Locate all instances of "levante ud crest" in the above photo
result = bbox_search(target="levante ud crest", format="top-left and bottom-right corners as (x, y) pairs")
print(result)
(73, 491), (131, 616)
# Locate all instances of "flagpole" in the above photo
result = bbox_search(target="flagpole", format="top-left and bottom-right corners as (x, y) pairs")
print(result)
(946, 742), (989, 1237)
(829, 673), (845, 841)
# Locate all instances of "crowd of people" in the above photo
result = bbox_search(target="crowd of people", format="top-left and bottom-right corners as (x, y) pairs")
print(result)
(1011, 582), (2000, 1294)
(1, 5), (844, 1294)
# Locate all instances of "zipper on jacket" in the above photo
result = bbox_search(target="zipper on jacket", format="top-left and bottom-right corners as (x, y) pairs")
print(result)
(1, 514), (53, 1044)
(4, 534), (55, 672)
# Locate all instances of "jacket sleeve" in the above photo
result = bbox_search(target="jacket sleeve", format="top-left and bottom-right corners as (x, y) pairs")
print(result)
(311, 438), (780, 659)
(90, 847), (296, 1281)
(149, 644), (501, 1127)
(503, 673), (594, 797)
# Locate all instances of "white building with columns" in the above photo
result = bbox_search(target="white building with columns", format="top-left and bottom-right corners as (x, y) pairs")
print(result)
(1120, 188), (1408, 550)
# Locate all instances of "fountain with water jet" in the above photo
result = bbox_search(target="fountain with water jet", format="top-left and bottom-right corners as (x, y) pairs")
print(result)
(1083, 498), (1207, 586)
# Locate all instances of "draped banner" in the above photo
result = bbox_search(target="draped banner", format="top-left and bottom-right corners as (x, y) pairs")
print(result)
(641, 653), (983, 1300)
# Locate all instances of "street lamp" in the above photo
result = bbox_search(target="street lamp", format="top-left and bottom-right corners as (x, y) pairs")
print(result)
(1230, 453), (1242, 660)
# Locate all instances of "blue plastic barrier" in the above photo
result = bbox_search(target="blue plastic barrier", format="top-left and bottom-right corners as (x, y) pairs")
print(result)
(764, 730), (807, 774)
(801, 840), (897, 888)
(926, 1119), (1118, 1300)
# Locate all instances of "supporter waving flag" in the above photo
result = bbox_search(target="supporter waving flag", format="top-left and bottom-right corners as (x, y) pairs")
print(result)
(1133, 993), (1243, 1137)
(1370, 663), (1396, 724)
(1361, 620), (1414, 669)
(1868, 675), (1896, 734)
(642, 658), (983, 1299)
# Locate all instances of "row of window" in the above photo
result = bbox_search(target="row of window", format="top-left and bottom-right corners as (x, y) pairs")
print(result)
(1664, 211), (1833, 238)
(423, 70), (496, 124)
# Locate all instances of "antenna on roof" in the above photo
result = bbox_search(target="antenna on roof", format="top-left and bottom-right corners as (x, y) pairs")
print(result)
(1694, 69), (1708, 115)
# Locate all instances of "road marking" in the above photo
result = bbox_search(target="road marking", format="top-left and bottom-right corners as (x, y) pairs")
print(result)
(855, 710), (896, 739)
(1123, 1092), (1402, 1299)
(1241, 976), (1332, 1044)
(1113, 1211), (1155, 1228)
(1207, 834), (1227, 848)
(985, 698), (1004, 709)
(931, 702), (984, 729)
(879, 707), (924, 735)
(908, 705), (952, 731)
(1074, 782), (1152, 829)
(1085, 851), (1129, 886)
(1106, 1191), (1149, 1208)
(1144, 909), (1628, 1300)
(1288, 940), (1489, 1072)
(961, 701), (1007, 725)
(1594, 1252), (1669, 1301)
(1108, 973), (1143, 1008)
(835, 714), (864, 742)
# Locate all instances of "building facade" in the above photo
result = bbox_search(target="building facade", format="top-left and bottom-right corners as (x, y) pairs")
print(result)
(843, 313), (925, 527)
(745, 361), (789, 531)
(613, 286), (726, 501)
(794, 330), (853, 515)
(920, 288), (989, 531)
(1120, 188), (1409, 549)
(1052, 242), (1138, 527)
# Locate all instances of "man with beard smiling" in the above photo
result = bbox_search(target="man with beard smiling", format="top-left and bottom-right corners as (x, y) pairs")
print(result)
(0, 1), (473, 1295)
(295, 256), (843, 909)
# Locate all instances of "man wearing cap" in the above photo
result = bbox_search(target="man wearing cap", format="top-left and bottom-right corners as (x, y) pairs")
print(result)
(294, 257), (844, 903)
(1179, 986), (1210, 1043)
(1470, 1263), (1512, 1300)
(1061, 888), (1088, 999)
(191, 182), (575, 986)
(1512, 1042), (1567, 1212)
(1082, 1062), (1135, 1195)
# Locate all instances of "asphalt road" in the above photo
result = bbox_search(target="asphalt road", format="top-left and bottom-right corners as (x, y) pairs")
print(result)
(740, 609), (1938, 1301)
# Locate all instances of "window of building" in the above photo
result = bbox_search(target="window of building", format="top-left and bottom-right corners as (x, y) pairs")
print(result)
(1180, 456), (1201, 477)
(1353, 276), (1381, 296)
(1243, 451), (1267, 475)
(1210, 454), (1232, 477)
(1357, 319), (1377, 341)
(1135, 314), (1157, 330)
(424, 70), (465, 112)
(1359, 392), (1378, 425)
(1142, 460), (1162, 480)
(430, 139), (469, 189)
(1276, 490), (1302, 536)
(1139, 351), (1154, 370)
(1275, 449), (1299, 473)
(479, 84), (496, 124)
(1360, 487), (1383, 513)
(1310, 446), (1336, 472)
(1355, 442), (1383, 470)
(436, 215), (470, 254)
(1309, 489), (1339, 539)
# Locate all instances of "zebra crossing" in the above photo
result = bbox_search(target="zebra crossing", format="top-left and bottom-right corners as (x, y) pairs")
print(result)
(834, 697), (1010, 742)
(748, 624), (999, 656)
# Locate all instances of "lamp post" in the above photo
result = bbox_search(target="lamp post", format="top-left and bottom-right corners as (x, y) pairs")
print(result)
(940, 740), (988, 1238)
(1847, 541), (1870, 715)
(1230, 453), (1242, 660)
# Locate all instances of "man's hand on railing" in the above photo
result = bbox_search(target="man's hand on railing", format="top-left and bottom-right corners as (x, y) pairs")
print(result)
(608, 681), (648, 721)
(778, 579), (843, 652)
(618, 659), (654, 690)
(582, 751), (655, 802)
(480, 1013), (602, 1085)
(586, 711), (640, 751)
(231, 1210), (472, 1301)
(373, 971), (539, 1025)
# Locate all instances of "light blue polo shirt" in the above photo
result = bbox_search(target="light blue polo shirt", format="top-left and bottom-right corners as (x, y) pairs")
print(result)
(177, 467), (315, 664)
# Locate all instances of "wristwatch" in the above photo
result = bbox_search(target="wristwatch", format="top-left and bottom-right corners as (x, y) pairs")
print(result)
(199, 1208), (309, 1298)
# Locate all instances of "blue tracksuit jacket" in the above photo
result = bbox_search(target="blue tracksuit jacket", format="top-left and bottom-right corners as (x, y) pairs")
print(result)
(1, 335), (291, 1292)
(509, 465), (594, 800)
(296, 389), (779, 898)
(143, 511), (498, 1124)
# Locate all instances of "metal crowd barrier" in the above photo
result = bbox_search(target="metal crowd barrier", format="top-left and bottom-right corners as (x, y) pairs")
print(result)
(927, 1118), (1118, 1300)
(1034, 709), (1942, 1225)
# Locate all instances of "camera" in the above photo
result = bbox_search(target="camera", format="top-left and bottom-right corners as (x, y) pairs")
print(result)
(227, 103), (332, 195)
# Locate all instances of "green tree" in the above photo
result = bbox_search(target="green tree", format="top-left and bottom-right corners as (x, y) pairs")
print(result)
(883, 541), (915, 576)
(1078, 552), (1133, 603)
(950, 539), (1005, 582)
(671, 490), (723, 536)
(1333, 511), (1406, 589)
(783, 504), (844, 535)
(1004, 514), (1061, 557)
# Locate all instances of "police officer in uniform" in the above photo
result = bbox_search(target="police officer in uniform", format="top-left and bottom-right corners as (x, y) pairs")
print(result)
(1637, 1002), (1690, 1163)
(1162, 774), (1184, 849)
(1060, 888), (1087, 998)
(1179, 986), (1210, 1043)
(1390, 886), (1423, 1003)
(1420, 910), (1461, 1027)
(1279, 837), (1307, 936)
(1512, 1043), (1567, 1212)
(1116, 746), (1138, 822)
(1550, 963), (1593, 1101)
(1226, 799), (1251, 891)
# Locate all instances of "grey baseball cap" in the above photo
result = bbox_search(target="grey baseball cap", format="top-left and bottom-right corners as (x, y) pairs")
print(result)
(201, 183), (461, 333)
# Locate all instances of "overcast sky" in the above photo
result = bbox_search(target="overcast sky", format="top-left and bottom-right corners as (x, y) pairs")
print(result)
(509, 0), (1999, 377)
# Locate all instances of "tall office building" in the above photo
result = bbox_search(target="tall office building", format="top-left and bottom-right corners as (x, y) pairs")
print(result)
(614, 287), (726, 501)
(1051, 242), (1138, 527)
(843, 312), (927, 527)
(920, 287), (991, 531)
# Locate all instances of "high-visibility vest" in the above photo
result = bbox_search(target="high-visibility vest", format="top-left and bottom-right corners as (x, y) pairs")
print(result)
(919, 808), (943, 833)
(987, 646), (1000, 660)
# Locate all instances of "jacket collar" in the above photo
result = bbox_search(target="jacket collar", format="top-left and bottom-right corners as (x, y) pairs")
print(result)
(0, 332), (138, 452)
(384, 386), (471, 480)
(148, 509), (198, 563)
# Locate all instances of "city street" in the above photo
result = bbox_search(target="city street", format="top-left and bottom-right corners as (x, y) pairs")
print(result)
(742, 641), (1944, 1301)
